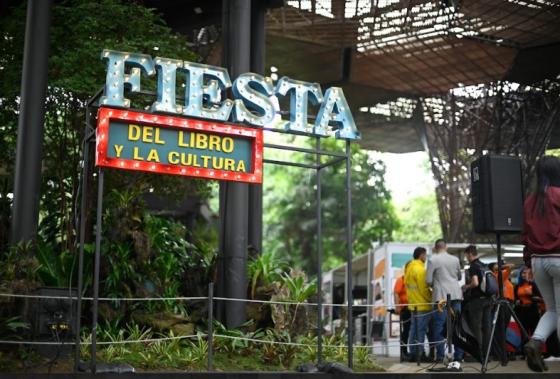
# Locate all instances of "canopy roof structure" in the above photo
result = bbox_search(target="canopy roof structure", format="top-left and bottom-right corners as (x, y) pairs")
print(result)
(264, 0), (560, 152)
(2, 0), (557, 152)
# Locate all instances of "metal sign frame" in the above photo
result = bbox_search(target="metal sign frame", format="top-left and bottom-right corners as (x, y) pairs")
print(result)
(74, 89), (354, 372)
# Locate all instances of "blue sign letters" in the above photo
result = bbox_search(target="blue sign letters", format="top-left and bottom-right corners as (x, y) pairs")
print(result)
(100, 49), (360, 140)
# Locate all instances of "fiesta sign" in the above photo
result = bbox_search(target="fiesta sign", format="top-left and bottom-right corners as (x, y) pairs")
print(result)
(99, 49), (360, 140)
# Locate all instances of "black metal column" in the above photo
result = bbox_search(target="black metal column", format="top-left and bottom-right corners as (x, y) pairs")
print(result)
(74, 110), (92, 372)
(316, 137), (323, 364)
(218, 0), (251, 328)
(346, 140), (354, 368)
(90, 168), (105, 373)
(248, 0), (266, 257)
(10, 0), (52, 244)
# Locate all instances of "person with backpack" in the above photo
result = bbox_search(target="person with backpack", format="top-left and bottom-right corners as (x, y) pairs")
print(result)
(462, 245), (495, 361)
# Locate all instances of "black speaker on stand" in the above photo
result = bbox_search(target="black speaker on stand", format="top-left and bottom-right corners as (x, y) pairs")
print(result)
(470, 154), (528, 372)
(471, 154), (523, 233)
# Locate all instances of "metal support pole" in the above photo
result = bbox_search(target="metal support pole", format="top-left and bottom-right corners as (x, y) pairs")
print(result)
(446, 294), (452, 359)
(345, 140), (353, 368)
(10, 0), (52, 244)
(366, 250), (372, 347)
(248, 0), (265, 257)
(316, 137), (323, 364)
(414, 307), (420, 366)
(496, 232), (504, 298)
(218, 0), (251, 329)
(74, 110), (92, 372)
(90, 169), (105, 374)
(208, 282), (214, 371)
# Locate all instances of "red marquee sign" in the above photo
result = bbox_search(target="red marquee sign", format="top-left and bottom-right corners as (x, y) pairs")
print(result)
(95, 107), (263, 183)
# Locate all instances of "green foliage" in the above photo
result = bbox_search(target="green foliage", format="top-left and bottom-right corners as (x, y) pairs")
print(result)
(248, 250), (287, 298)
(81, 323), (207, 369)
(0, 0), (209, 264)
(0, 316), (29, 340)
(278, 271), (317, 303)
(35, 241), (94, 290)
(212, 320), (253, 354)
(0, 242), (40, 294)
(393, 192), (442, 243)
(99, 189), (216, 315)
(261, 329), (297, 367)
(73, 322), (386, 372)
(263, 138), (398, 273)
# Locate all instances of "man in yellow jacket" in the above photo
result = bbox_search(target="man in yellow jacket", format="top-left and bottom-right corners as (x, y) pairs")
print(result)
(405, 246), (432, 361)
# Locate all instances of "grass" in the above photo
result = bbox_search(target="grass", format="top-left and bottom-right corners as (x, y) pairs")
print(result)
(0, 345), (385, 373)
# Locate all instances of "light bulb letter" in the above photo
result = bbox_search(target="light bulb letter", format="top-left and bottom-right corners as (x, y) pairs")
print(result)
(151, 57), (183, 113)
(100, 49), (155, 108)
(232, 73), (275, 127)
(183, 62), (233, 121)
(275, 77), (323, 134)
(314, 87), (360, 140)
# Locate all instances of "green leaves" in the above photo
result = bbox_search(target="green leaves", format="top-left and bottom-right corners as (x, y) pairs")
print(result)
(278, 271), (317, 303)
(248, 250), (287, 298)
(263, 138), (398, 273)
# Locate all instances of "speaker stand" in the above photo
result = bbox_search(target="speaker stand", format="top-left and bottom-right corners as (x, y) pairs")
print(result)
(480, 232), (529, 373)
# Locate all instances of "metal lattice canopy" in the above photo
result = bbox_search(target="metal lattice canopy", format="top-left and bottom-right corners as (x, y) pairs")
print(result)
(265, 0), (560, 152)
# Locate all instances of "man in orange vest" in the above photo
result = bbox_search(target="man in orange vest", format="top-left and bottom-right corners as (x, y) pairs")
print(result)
(489, 262), (514, 301)
(394, 261), (411, 361)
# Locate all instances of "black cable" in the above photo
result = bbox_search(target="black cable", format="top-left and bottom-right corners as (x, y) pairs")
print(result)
(47, 328), (63, 374)
(414, 361), (438, 373)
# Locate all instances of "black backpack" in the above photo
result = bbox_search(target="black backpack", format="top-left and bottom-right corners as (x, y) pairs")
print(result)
(479, 268), (499, 297)
(453, 308), (482, 363)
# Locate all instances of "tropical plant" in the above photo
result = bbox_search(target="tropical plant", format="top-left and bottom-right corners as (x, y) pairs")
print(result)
(269, 269), (317, 336)
(34, 241), (94, 291)
(190, 333), (209, 363)
(212, 320), (251, 354)
(279, 270), (317, 303)
(354, 345), (372, 365)
(0, 242), (40, 316)
(0, 316), (29, 341)
(263, 329), (298, 367)
(248, 250), (287, 298)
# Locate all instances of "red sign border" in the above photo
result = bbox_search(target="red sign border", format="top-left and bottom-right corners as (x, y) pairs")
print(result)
(95, 107), (263, 183)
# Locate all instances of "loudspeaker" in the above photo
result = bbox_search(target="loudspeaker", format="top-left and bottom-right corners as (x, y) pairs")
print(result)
(471, 155), (523, 233)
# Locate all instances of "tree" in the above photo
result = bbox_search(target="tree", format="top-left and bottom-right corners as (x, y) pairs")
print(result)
(393, 193), (442, 243)
(0, 0), (209, 252)
(263, 138), (398, 273)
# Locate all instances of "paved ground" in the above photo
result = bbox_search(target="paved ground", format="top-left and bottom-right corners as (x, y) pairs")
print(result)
(375, 356), (560, 374)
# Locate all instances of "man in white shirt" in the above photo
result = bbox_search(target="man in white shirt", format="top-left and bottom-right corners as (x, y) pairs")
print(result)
(426, 239), (464, 362)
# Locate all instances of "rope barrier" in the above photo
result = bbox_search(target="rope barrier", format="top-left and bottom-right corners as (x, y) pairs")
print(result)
(0, 293), (207, 302)
(212, 334), (446, 349)
(0, 333), (447, 349)
(213, 296), (316, 306)
(0, 291), (450, 352)
(0, 292), (440, 308)
(0, 334), (203, 346)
